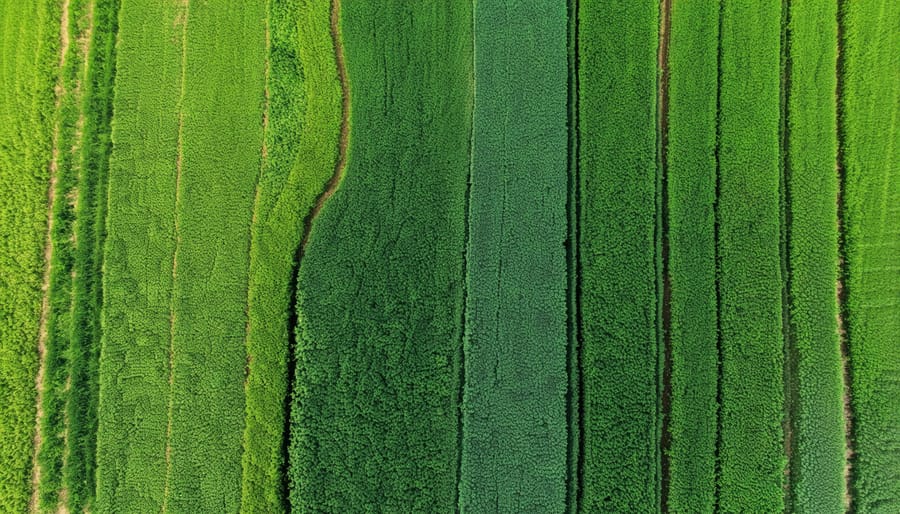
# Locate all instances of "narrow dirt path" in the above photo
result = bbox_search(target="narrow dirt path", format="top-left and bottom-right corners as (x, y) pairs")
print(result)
(161, 2), (190, 511)
(835, 13), (853, 509)
(657, 0), (672, 509)
(298, 0), (350, 257)
(31, 0), (71, 511)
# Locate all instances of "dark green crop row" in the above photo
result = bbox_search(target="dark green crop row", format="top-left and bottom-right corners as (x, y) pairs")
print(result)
(578, 1), (661, 511)
(0, 1), (58, 511)
(460, 1), (569, 512)
(841, 1), (900, 512)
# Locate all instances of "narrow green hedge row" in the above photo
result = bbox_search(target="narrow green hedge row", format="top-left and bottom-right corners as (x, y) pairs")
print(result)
(288, 1), (471, 510)
(717, 1), (785, 511)
(0, 1), (58, 511)
(241, 0), (341, 511)
(460, 1), (568, 512)
(665, 0), (719, 511)
(786, 1), (845, 512)
(578, 1), (661, 511)
(841, 1), (900, 512)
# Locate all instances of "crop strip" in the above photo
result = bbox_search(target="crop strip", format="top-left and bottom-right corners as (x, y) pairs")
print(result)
(657, 0), (672, 508)
(161, 2), (189, 511)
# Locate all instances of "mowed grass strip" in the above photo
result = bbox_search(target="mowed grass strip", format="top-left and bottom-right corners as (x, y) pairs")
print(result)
(0, 1), (58, 511)
(164, 1), (265, 511)
(717, 1), (785, 511)
(95, 1), (185, 511)
(288, 1), (471, 511)
(578, 1), (660, 510)
(785, 1), (845, 512)
(460, 1), (568, 512)
(665, 0), (719, 511)
(841, 1), (900, 511)
(241, 0), (341, 511)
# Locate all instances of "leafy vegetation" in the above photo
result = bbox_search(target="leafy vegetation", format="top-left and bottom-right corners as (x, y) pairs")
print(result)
(459, 1), (568, 512)
(287, 1), (471, 511)
(717, 1), (785, 511)
(241, 0), (341, 511)
(578, 1), (661, 511)
(841, 2), (900, 512)
(665, 1), (719, 511)
(785, 1), (845, 512)
(0, 1), (58, 511)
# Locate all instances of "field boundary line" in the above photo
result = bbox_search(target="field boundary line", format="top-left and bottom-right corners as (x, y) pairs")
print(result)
(779, 0), (798, 508)
(31, 0), (72, 510)
(834, 2), (854, 509)
(657, 0), (673, 509)
(565, 0), (582, 510)
(712, 0), (725, 509)
(162, 1), (190, 511)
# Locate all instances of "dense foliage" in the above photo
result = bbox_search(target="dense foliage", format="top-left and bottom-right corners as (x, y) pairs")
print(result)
(841, 1), (900, 511)
(460, 1), (568, 512)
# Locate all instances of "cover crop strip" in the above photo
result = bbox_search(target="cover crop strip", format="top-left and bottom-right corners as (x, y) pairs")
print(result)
(162, 1), (266, 511)
(0, 1), (58, 511)
(95, 1), (187, 510)
(288, 1), (471, 510)
(578, 1), (661, 510)
(240, 0), (342, 511)
(785, 1), (846, 511)
(717, 1), (785, 511)
(459, 1), (568, 512)
(840, 1), (900, 511)
(664, 0), (720, 511)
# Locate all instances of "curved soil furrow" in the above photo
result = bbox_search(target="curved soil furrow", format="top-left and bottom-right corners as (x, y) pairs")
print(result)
(298, 0), (350, 257)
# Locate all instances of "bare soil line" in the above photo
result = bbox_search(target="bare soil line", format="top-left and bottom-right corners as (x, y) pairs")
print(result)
(243, 4), (270, 389)
(31, 0), (72, 511)
(298, 0), (350, 257)
(162, 1), (190, 511)
(657, 0), (673, 509)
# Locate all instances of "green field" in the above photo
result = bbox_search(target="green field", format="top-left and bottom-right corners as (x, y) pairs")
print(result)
(842, 1), (900, 511)
(460, 1), (568, 512)
(1, 2), (899, 512)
